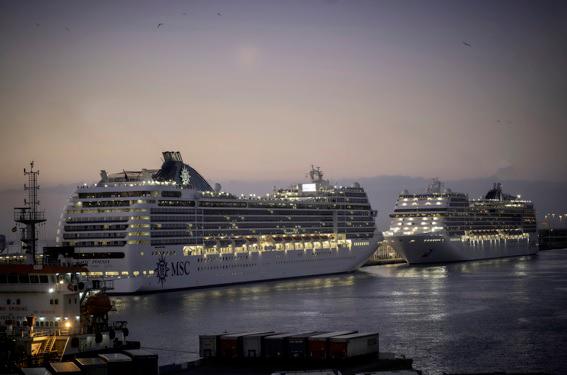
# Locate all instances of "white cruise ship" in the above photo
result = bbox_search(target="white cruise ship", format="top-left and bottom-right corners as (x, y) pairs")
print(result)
(383, 179), (537, 264)
(57, 152), (379, 294)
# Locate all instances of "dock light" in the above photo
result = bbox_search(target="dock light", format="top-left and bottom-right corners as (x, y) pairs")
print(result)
(64, 321), (71, 329)
(48, 288), (54, 293)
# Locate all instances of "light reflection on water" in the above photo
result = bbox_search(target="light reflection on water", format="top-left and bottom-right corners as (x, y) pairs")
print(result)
(113, 250), (567, 374)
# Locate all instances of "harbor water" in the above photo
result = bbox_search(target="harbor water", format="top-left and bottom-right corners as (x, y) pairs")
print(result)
(113, 249), (567, 374)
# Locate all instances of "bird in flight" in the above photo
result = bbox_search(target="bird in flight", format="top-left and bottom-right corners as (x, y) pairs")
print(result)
(217, 12), (222, 16)
(35, 23), (40, 27)
(65, 26), (70, 32)
(157, 23), (164, 29)
(462, 41), (472, 47)
(182, 12), (188, 16)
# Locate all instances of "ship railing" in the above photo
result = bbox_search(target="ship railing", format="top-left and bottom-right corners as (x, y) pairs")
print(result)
(13, 210), (46, 222)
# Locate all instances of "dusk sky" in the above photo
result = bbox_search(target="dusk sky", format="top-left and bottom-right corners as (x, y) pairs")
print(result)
(1, 0), (566, 188)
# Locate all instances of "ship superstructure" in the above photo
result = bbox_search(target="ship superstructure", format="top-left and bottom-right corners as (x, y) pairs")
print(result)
(57, 152), (379, 293)
(384, 179), (537, 264)
(0, 163), (130, 370)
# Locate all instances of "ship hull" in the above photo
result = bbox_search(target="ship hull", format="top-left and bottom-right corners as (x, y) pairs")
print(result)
(84, 238), (379, 294)
(387, 233), (538, 264)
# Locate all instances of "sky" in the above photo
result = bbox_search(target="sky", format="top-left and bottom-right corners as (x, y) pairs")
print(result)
(1, 0), (566, 189)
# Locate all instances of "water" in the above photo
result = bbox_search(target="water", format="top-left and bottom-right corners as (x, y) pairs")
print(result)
(113, 249), (567, 374)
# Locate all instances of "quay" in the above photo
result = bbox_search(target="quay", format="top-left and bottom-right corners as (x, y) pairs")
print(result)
(158, 353), (416, 375)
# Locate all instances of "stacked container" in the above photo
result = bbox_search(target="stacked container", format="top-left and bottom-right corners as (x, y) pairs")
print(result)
(263, 332), (312, 359)
(20, 368), (52, 375)
(307, 331), (357, 360)
(74, 358), (107, 375)
(242, 332), (283, 358)
(122, 349), (158, 375)
(328, 332), (379, 359)
(47, 362), (81, 375)
(219, 331), (273, 359)
(199, 333), (231, 358)
(98, 353), (133, 375)
(287, 332), (324, 359)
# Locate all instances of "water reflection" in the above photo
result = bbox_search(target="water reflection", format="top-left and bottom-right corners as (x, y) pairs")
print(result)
(113, 250), (567, 374)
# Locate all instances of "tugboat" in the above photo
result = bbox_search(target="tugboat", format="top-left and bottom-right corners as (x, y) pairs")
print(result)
(0, 163), (131, 371)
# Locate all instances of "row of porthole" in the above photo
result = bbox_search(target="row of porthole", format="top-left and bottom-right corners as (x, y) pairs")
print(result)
(197, 263), (256, 271)
(274, 257), (342, 264)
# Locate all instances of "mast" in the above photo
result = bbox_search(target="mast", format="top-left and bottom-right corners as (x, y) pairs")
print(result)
(13, 161), (46, 265)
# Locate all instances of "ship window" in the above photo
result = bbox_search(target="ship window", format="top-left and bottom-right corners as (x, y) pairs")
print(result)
(19, 274), (30, 283)
(30, 275), (39, 283)
(6, 299), (11, 305)
(16, 299), (20, 305)
(8, 273), (18, 283)
(54, 299), (59, 305)
(0, 274), (6, 283)
(39, 275), (49, 283)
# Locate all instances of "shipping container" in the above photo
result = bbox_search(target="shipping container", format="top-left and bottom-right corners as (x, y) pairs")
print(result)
(48, 362), (82, 375)
(263, 332), (312, 359)
(287, 332), (324, 359)
(199, 333), (229, 358)
(307, 331), (357, 360)
(74, 357), (107, 375)
(328, 332), (379, 359)
(98, 353), (133, 375)
(122, 349), (159, 375)
(242, 332), (283, 358)
(219, 331), (273, 359)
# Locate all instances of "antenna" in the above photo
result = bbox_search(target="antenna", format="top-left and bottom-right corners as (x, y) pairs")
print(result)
(14, 161), (46, 264)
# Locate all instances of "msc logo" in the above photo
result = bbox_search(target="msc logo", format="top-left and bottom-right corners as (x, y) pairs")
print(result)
(154, 255), (170, 287)
(154, 255), (191, 287)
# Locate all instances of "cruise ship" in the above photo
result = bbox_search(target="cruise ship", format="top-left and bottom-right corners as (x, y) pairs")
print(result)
(383, 179), (537, 264)
(57, 152), (379, 293)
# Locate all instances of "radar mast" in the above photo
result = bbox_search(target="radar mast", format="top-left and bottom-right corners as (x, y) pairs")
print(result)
(14, 162), (46, 265)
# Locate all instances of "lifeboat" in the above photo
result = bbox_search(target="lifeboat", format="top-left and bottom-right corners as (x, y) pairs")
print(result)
(83, 293), (112, 316)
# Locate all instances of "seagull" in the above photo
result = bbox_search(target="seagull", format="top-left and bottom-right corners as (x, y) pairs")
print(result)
(462, 41), (472, 47)
(217, 12), (222, 16)
(157, 23), (164, 29)
(65, 26), (70, 32)
(182, 12), (188, 16)
(35, 23), (40, 27)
